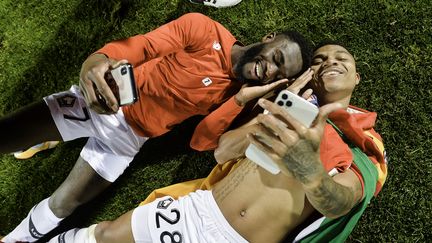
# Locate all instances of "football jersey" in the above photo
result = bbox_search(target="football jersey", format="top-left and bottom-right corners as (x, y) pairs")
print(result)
(97, 13), (242, 138)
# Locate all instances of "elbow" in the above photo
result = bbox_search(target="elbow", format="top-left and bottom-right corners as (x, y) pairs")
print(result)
(309, 182), (359, 219)
(214, 136), (235, 164)
(213, 133), (229, 164)
(323, 196), (357, 219)
(324, 208), (352, 219)
(214, 146), (226, 164)
(95, 221), (111, 243)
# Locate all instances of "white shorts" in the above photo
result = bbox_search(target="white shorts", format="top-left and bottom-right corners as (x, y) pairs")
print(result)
(44, 85), (148, 182)
(131, 190), (248, 243)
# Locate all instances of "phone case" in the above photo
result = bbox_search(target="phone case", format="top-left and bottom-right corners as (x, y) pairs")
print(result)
(245, 90), (319, 174)
(110, 64), (138, 106)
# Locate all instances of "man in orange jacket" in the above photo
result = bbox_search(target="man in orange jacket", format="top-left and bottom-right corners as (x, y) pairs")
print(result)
(0, 13), (311, 243)
(42, 43), (387, 243)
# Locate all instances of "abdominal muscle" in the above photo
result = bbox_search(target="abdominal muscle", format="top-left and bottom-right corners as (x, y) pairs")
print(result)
(212, 158), (316, 243)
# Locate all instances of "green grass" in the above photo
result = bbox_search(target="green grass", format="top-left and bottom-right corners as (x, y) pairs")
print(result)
(0, 0), (431, 242)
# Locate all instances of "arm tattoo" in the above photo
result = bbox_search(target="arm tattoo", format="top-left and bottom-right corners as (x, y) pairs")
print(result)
(283, 140), (355, 217)
(282, 140), (321, 184)
(305, 177), (355, 218)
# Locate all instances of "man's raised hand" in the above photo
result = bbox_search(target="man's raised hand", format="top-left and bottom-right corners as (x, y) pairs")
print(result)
(234, 79), (289, 106)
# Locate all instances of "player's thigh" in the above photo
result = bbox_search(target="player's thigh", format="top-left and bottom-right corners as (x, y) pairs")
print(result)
(95, 210), (135, 243)
(0, 100), (61, 152)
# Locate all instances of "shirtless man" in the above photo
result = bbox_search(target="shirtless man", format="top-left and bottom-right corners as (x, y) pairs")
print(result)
(46, 43), (386, 243)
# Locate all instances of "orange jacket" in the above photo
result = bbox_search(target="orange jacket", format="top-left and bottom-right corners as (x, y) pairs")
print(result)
(97, 13), (243, 150)
(327, 106), (387, 196)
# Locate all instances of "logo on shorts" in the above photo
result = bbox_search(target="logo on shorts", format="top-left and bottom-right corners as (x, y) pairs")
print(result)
(157, 198), (174, 209)
(57, 95), (76, 107)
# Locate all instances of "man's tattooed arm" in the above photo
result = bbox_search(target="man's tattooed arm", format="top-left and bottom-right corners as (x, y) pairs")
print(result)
(282, 140), (362, 219)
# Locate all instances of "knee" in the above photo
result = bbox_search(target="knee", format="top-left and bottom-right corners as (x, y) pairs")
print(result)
(94, 221), (115, 243)
(94, 211), (135, 243)
(48, 195), (81, 218)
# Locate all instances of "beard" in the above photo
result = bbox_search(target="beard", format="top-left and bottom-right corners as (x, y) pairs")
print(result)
(233, 43), (265, 84)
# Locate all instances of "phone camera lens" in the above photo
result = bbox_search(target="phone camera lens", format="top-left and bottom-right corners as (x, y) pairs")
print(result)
(281, 93), (288, 100)
(121, 67), (127, 75)
(277, 101), (284, 106)
(285, 100), (292, 107)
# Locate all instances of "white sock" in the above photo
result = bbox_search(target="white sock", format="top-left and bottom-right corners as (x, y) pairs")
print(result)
(2, 197), (63, 243)
(48, 224), (97, 243)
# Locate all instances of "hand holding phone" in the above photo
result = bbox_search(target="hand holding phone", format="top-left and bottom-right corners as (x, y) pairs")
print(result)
(103, 63), (138, 106)
(245, 90), (319, 174)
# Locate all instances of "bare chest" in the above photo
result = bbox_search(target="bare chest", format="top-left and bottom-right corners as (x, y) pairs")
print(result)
(213, 159), (314, 242)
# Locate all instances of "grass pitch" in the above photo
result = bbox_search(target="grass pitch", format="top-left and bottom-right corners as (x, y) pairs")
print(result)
(1, 0), (431, 242)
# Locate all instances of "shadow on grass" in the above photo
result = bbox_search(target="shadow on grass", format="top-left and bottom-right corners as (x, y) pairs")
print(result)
(0, 0), (134, 232)
(4, 0), (224, 240)
(1, 0), (134, 111)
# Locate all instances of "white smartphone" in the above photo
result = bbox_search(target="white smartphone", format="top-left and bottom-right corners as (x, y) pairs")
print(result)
(245, 90), (319, 174)
(106, 64), (138, 106)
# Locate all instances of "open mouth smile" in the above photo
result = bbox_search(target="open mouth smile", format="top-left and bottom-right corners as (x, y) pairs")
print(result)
(254, 60), (262, 80)
(254, 60), (267, 81)
(320, 67), (344, 77)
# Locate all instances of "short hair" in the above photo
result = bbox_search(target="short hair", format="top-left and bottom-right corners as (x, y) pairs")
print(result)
(313, 40), (349, 52)
(278, 31), (312, 77)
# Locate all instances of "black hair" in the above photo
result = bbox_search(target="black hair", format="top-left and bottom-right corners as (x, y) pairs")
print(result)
(313, 39), (349, 52)
(278, 31), (312, 77)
